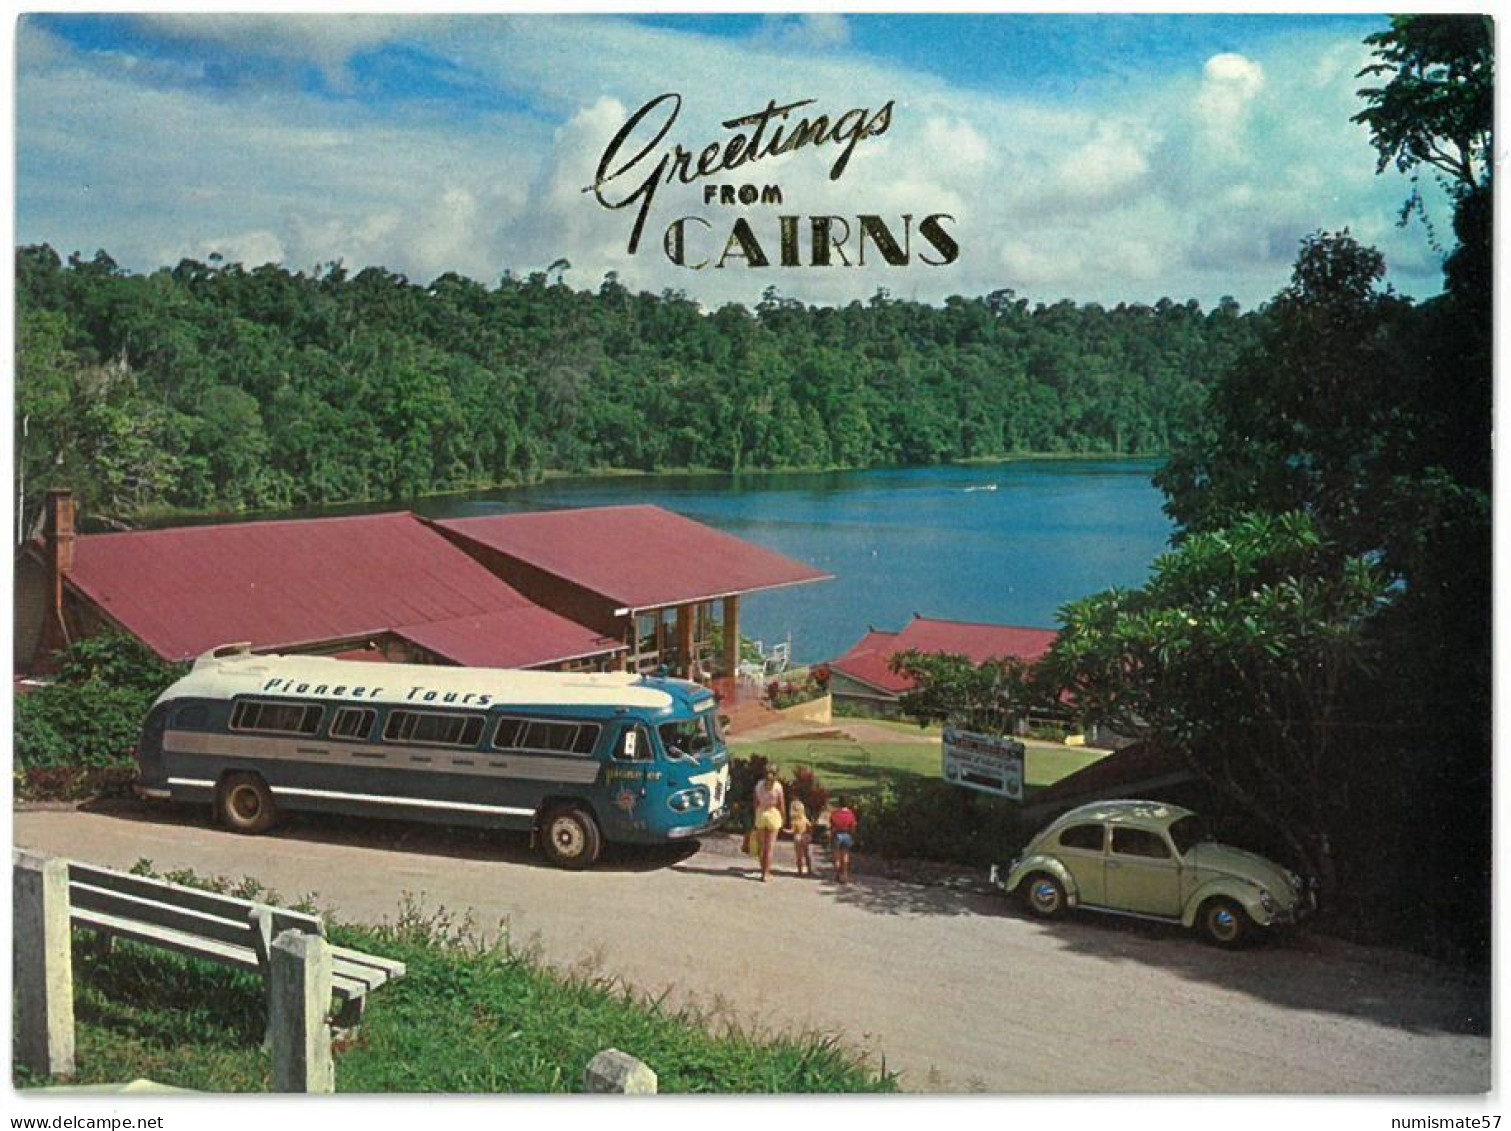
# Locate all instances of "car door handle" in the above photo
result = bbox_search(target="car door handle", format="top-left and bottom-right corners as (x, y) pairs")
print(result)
(1107, 860), (1122, 869)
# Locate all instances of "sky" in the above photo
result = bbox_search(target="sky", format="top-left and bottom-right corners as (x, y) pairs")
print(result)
(14, 11), (1459, 311)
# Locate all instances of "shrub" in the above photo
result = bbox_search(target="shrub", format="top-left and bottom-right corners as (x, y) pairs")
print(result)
(727, 755), (829, 831)
(16, 634), (183, 771)
(766, 671), (829, 710)
(859, 777), (1029, 867)
(786, 765), (829, 823)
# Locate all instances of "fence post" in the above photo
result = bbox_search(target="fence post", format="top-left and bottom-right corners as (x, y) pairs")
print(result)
(13, 850), (76, 1079)
(268, 930), (334, 1094)
(583, 1048), (658, 1094)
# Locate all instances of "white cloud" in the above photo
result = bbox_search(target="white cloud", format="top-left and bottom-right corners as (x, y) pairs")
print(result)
(193, 230), (286, 267)
(755, 14), (852, 52)
(16, 16), (1453, 310)
(1195, 53), (1266, 160)
(132, 14), (423, 87)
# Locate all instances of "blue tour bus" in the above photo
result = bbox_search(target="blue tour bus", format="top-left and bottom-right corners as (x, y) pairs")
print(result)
(136, 645), (732, 868)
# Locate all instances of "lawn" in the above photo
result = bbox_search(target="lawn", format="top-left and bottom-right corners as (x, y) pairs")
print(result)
(732, 725), (1109, 800)
(23, 896), (895, 1094)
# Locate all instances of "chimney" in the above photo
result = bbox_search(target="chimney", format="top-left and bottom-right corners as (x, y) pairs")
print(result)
(34, 489), (78, 667)
(45, 489), (77, 603)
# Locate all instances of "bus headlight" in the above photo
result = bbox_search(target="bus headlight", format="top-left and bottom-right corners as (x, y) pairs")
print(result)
(668, 789), (707, 813)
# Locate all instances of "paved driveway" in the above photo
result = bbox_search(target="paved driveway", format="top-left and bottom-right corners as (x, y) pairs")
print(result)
(14, 802), (1491, 1093)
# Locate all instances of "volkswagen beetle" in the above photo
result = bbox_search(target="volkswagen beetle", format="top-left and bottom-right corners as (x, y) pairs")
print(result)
(990, 799), (1313, 947)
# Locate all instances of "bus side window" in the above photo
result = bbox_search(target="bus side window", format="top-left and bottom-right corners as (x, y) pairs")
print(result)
(330, 707), (376, 741)
(174, 703), (209, 729)
(616, 726), (651, 762)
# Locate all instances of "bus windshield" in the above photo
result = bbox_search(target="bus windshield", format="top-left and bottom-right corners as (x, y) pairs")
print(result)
(659, 715), (720, 761)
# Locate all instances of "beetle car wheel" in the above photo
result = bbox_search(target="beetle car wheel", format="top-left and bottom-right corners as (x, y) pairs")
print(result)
(1023, 873), (1067, 919)
(218, 773), (277, 835)
(540, 806), (602, 870)
(1200, 897), (1252, 948)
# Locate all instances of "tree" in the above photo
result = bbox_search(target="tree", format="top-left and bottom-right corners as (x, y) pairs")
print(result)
(1354, 15), (1492, 197)
(1155, 231), (1413, 558)
(890, 651), (1050, 736)
(1046, 511), (1388, 893)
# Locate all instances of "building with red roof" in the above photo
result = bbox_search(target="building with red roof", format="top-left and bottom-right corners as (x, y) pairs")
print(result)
(431, 505), (831, 678)
(15, 491), (625, 674)
(827, 614), (1058, 716)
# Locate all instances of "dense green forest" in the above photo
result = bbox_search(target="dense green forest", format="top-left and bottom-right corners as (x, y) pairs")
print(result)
(15, 246), (1256, 526)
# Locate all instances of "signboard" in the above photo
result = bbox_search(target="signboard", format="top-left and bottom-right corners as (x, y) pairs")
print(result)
(942, 728), (1025, 800)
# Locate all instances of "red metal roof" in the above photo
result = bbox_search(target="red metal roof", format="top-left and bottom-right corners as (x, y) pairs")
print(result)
(57, 512), (622, 668)
(395, 610), (622, 669)
(435, 505), (832, 611)
(829, 616), (1058, 696)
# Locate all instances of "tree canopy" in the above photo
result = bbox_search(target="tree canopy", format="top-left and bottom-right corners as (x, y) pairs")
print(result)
(14, 249), (1255, 528)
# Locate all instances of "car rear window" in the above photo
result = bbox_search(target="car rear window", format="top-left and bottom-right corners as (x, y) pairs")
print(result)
(1057, 823), (1105, 851)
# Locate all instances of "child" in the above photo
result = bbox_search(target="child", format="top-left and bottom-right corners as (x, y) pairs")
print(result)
(829, 797), (857, 884)
(789, 799), (814, 877)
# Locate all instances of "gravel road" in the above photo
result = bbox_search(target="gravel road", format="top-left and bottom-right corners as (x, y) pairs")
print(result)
(14, 801), (1490, 1094)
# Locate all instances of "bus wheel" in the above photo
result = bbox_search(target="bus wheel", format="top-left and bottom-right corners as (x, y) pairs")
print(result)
(218, 773), (277, 835)
(540, 805), (601, 870)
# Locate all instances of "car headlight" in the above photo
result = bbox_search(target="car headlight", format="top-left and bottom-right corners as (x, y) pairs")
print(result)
(1288, 871), (1304, 894)
(1258, 889), (1276, 913)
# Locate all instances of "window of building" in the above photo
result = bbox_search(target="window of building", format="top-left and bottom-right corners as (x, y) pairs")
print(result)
(1110, 826), (1172, 860)
(383, 710), (485, 748)
(330, 707), (376, 741)
(1057, 823), (1105, 852)
(229, 699), (324, 736)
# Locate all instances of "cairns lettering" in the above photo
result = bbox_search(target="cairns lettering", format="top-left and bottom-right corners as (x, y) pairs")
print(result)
(588, 92), (957, 269)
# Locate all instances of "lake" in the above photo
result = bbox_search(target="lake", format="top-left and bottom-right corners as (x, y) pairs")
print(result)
(412, 460), (1175, 664)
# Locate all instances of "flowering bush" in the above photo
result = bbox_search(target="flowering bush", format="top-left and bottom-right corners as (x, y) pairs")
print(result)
(766, 671), (829, 710)
(727, 755), (829, 832)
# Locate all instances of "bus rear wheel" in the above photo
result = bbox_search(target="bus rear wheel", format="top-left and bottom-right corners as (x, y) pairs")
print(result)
(540, 805), (601, 870)
(218, 773), (277, 835)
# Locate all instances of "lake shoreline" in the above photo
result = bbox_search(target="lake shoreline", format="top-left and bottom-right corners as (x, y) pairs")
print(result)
(114, 451), (1166, 532)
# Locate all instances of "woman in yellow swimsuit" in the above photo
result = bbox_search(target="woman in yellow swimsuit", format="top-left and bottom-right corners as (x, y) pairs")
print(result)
(752, 766), (786, 882)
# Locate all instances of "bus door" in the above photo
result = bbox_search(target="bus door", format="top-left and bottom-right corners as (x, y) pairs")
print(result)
(606, 723), (656, 832)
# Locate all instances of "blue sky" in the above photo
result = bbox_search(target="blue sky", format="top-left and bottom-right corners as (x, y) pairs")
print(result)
(16, 12), (1454, 310)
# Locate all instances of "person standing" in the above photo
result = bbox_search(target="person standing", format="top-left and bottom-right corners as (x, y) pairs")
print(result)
(829, 797), (857, 884)
(789, 798), (814, 877)
(753, 765), (786, 883)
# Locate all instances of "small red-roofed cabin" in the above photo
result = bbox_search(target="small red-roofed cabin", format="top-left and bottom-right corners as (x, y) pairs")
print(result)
(828, 614), (1059, 720)
(430, 505), (831, 679)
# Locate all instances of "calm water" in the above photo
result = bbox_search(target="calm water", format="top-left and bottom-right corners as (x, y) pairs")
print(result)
(411, 460), (1174, 664)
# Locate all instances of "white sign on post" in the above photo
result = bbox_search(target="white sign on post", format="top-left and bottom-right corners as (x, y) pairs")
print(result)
(942, 728), (1025, 800)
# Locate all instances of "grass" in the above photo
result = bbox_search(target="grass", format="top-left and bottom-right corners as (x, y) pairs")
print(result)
(732, 726), (1109, 801)
(28, 897), (895, 1094)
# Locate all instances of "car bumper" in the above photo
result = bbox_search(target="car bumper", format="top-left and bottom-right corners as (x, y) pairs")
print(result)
(1265, 890), (1317, 928)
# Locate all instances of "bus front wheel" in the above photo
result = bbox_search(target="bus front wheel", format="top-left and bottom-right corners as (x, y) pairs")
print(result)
(218, 773), (278, 835)
(540, 805), (601, 870)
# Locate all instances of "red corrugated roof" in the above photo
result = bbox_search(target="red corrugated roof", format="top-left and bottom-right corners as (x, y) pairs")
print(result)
(829, 616), (1058, 696)
(396, 610), (621, 669)
(58, 512), (622, 668)
(435, 505), (831, 610)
